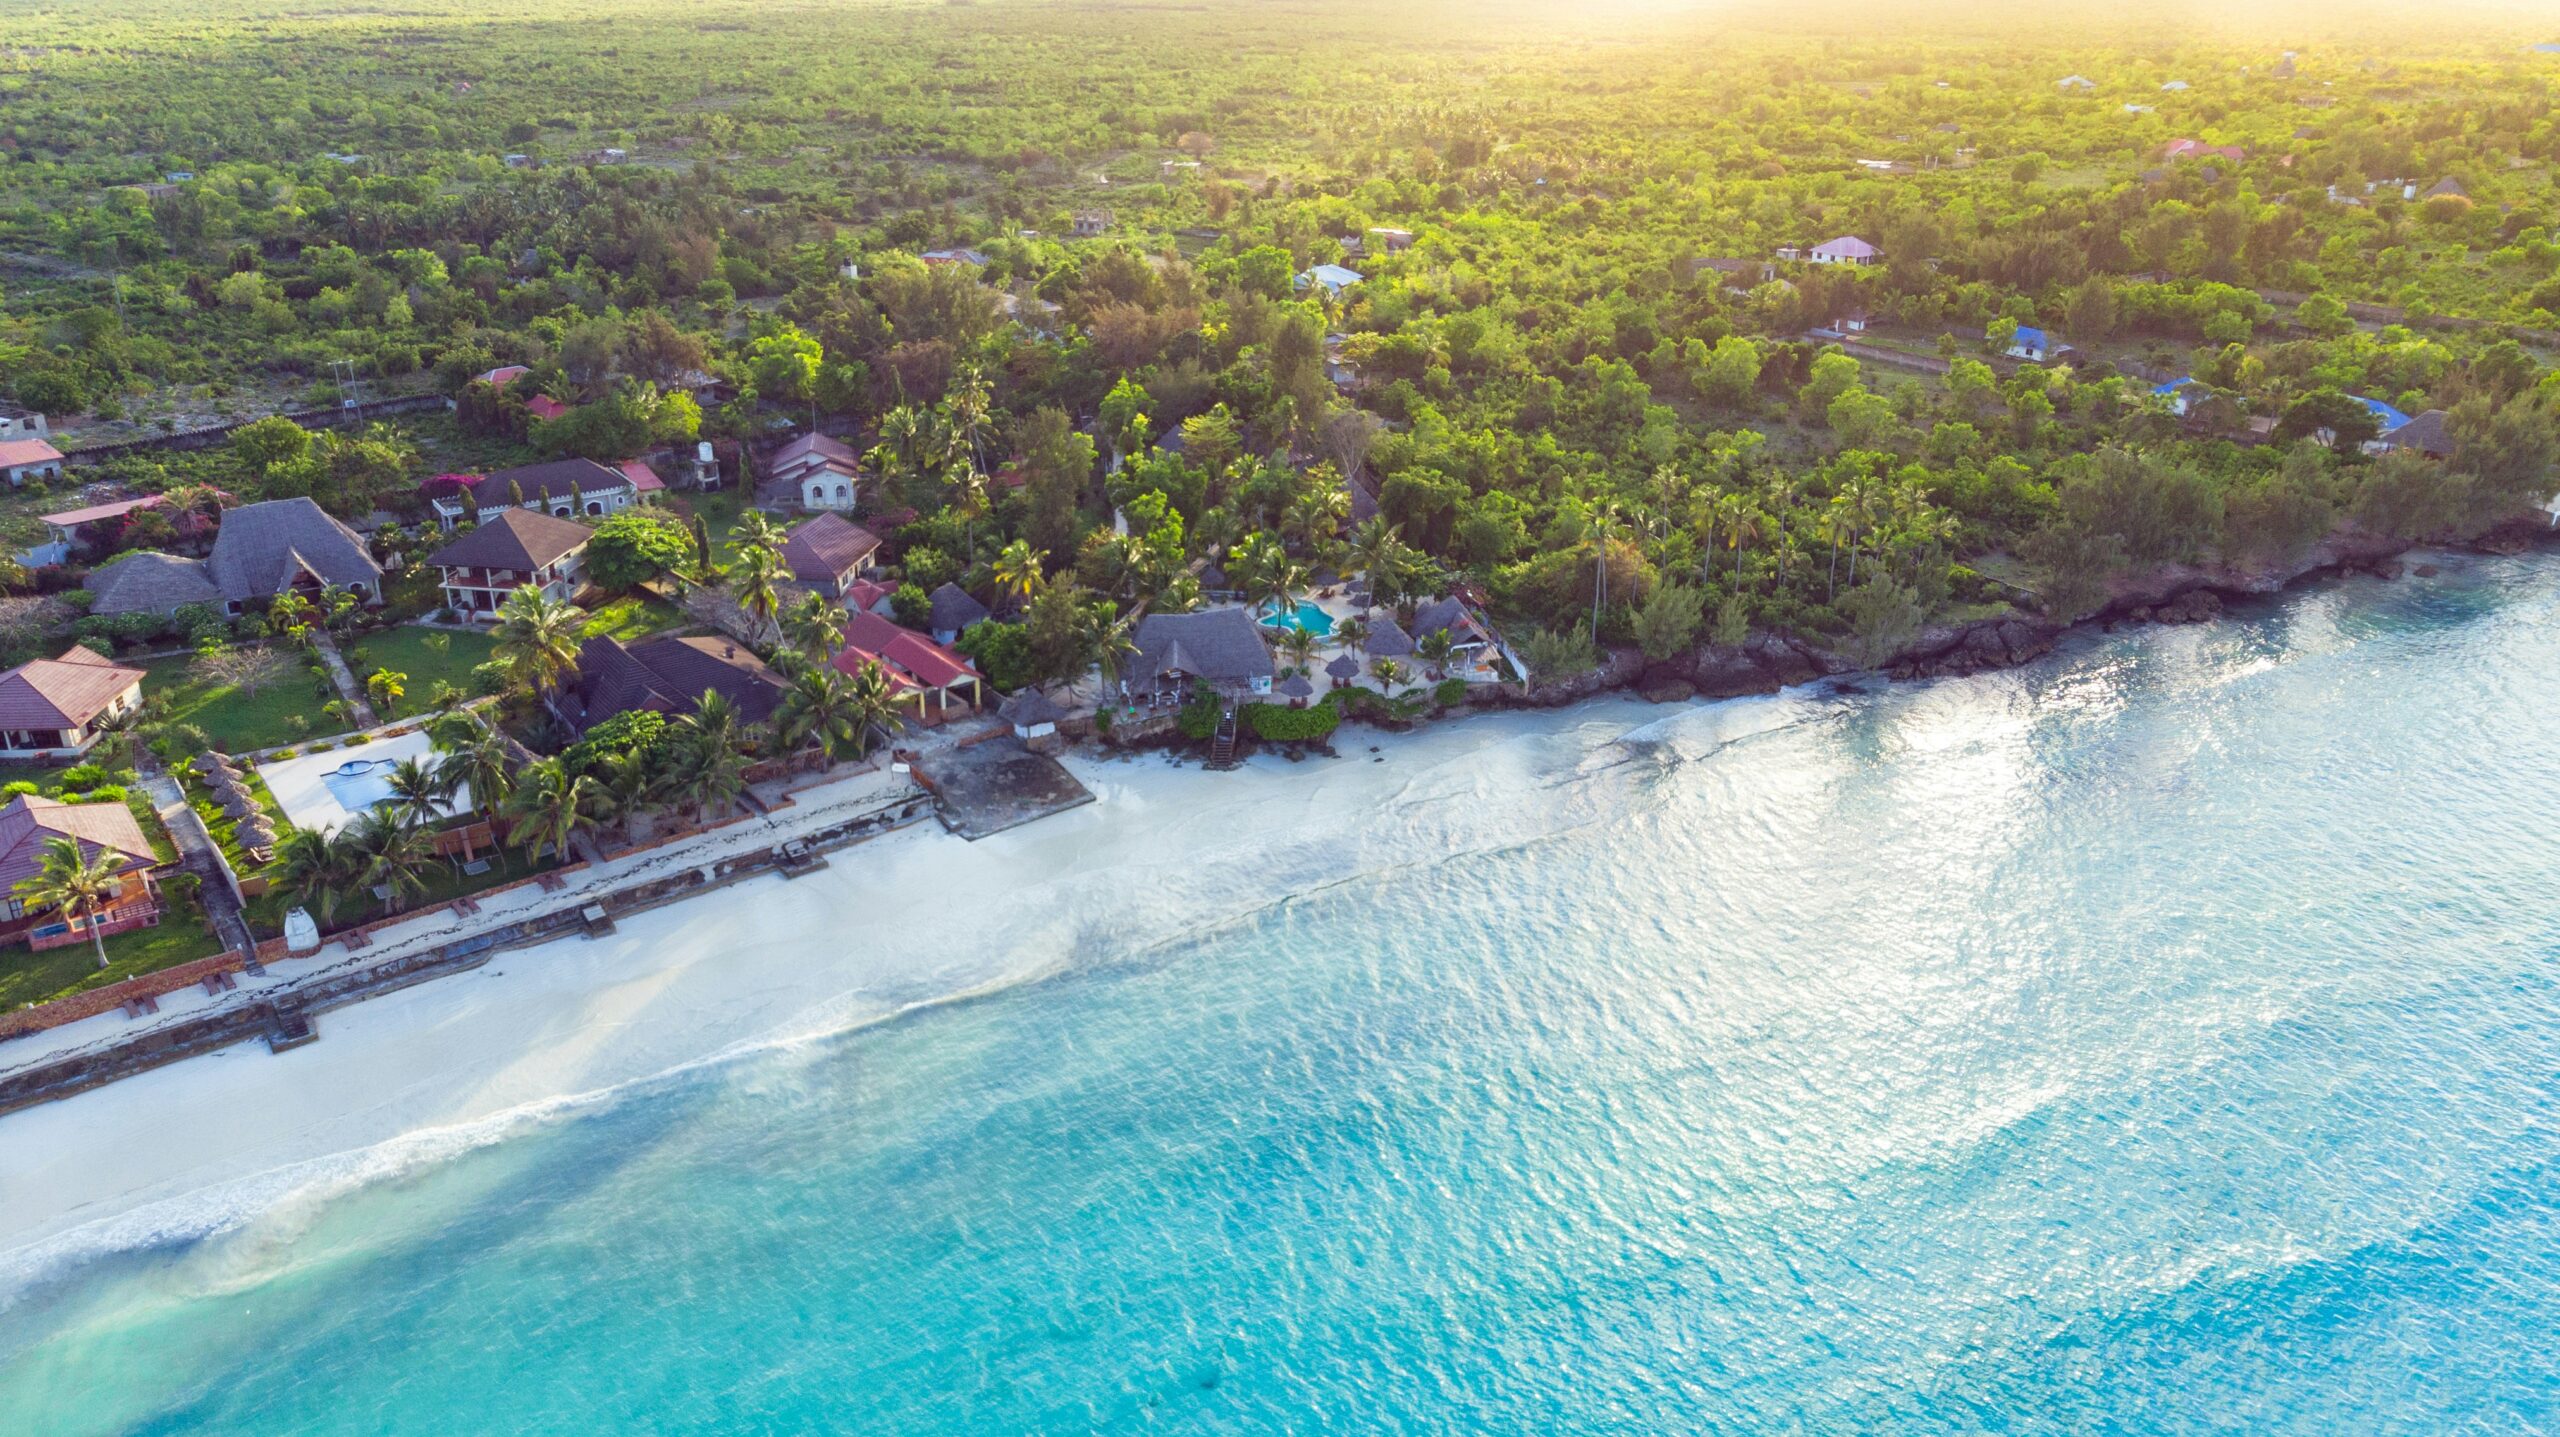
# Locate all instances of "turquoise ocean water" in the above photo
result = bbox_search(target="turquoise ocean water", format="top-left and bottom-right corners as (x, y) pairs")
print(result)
(3, 553), (2557, 1434)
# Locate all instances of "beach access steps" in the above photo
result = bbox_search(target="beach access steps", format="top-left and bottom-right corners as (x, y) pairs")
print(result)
(262, 1004), (317, 1053)
(1206, 706), (1241, 771)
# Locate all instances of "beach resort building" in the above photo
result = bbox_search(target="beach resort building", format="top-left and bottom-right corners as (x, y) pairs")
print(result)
(84, 497), (382, 618)
(0, 794), (163, 950)
(780, 514), (883, 600)
(0, 647), (146, 758)
(424, 459), (641, 529)
(550, 635), (788, 738)
(835, 611), (985, 722)
(427, 509), (596, 619)
(1120, 609), (1275, 705)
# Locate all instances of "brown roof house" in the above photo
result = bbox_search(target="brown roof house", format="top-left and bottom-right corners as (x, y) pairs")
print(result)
(780, 513), (883, 600)
(0, 793), (164, 950)
(0, 647), (145, 758)
(549, 635), (788, 737)
(428, 509), (595, 619)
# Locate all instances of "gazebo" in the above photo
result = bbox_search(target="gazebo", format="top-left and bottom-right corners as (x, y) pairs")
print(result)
(998, 689), (1069, 741)
(1276, 675), (1315, 707)
(1325, 654), (1361, 688)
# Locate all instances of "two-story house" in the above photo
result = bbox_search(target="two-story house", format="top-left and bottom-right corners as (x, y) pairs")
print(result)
(427, 509), (596, 619)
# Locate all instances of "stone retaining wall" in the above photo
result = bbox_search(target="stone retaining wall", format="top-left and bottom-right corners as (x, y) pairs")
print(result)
(0, 952), (248, 1041)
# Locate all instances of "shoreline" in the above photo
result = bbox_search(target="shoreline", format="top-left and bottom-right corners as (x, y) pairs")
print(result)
(0, 536), (2548, 1288)
(0, 697), (1690, 1291)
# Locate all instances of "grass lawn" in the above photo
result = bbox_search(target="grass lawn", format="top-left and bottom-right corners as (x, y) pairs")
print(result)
(579, 592), (687, 642)
(241, 840), (554, 939)
(142, 647), (337, 753)
(0, 906), (226, 1013)
(343, 626), (499, 717)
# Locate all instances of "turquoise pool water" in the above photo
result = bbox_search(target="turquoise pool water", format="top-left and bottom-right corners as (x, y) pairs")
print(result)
(1257, 598), (1334, 637)
(5, 553), (2560, 1434)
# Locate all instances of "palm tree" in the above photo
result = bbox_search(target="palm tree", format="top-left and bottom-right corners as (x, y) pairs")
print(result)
(731, 509), (786, 559)
(435, 727), (519, 821)
(1721, 496), (1768, 583)
(840, 657), (908, 759)
(1586, 501), (1622, 637)
(273, 827), (358, 931)
(1349, 518), (1408, 610)
(1331, 614), (1370, 654)
(344, 809), (435, 917)
(1276, 625), (1319, 677)
(592, 747), (665, 847)
(384, 756), (448, 822)
(1416, 629), (1456, 680)
(786, 590), (850, 663)
(669, 692), (751, 822)
(14, 837), (132, 970)
(1370, 656), (1406, 692)
(492, 585), (585, 699)
(772, 663), (864, 770)
(1085, 607), (1140, 705)
(504, 758), (599, 864)
(990, 540), (1043, 606)
(730, 543), (784, 646)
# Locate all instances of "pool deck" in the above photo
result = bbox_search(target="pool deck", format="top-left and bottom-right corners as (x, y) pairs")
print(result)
(258, 729), (471, 836)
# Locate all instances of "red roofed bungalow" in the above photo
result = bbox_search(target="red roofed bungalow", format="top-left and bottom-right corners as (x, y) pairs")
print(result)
(523, 394), (571, 422)
(0, 794), (165, 951)
(476, 364), (532, 389)
(615, 458), (666, 498)
(834, 611), (984, 722)
(2163, 139), (2247, 163)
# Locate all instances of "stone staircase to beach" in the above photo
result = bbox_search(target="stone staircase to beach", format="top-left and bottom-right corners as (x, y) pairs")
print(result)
(1205, 706), (1241, 770)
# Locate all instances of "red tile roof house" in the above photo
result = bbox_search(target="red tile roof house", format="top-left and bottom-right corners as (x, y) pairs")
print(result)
(835, 611), (985, 722)
(780, 514), (883, 600)
(0, 435), (66, 488)
(423, 458), (640, 530)
(25, 493), (172, 568)
(427, 509), (597, 620)
(615, 458), (668, 502)
(767, 434), (864, 512)
(0, 647), (146, 758)
(2163, 139), (2248, 163)
(522, 393), (572, 422)
(0, 794), (165, 951)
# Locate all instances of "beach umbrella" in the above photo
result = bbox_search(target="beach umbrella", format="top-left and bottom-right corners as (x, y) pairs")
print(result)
(1277, 675), (1315, 700)
(1325, 655), (1361, 682)
(221, 793), (257, 819)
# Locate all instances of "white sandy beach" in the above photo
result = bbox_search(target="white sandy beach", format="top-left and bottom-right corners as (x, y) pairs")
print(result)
(0, 694), (1825, 1296)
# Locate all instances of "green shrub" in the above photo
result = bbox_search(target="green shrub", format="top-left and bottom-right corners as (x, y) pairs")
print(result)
(56, 763), (109, 790)
(1243, 700), (1341, 742)
(1176, 681), (1223, 741)
(65, 784), (127, 804)
(1432, 677), (1469, 708)
(0, 780), (39, 797)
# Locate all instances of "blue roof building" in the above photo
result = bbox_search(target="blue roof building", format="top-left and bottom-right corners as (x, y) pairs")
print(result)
(1296, 264), (1364, 296)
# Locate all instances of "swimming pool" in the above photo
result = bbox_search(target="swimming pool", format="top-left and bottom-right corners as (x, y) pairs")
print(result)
(1258, 599), (1335, 638)
(317, 757), (400, 814)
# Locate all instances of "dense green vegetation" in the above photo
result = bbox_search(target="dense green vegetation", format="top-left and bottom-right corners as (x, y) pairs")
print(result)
(4, 0), (2558, 677)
